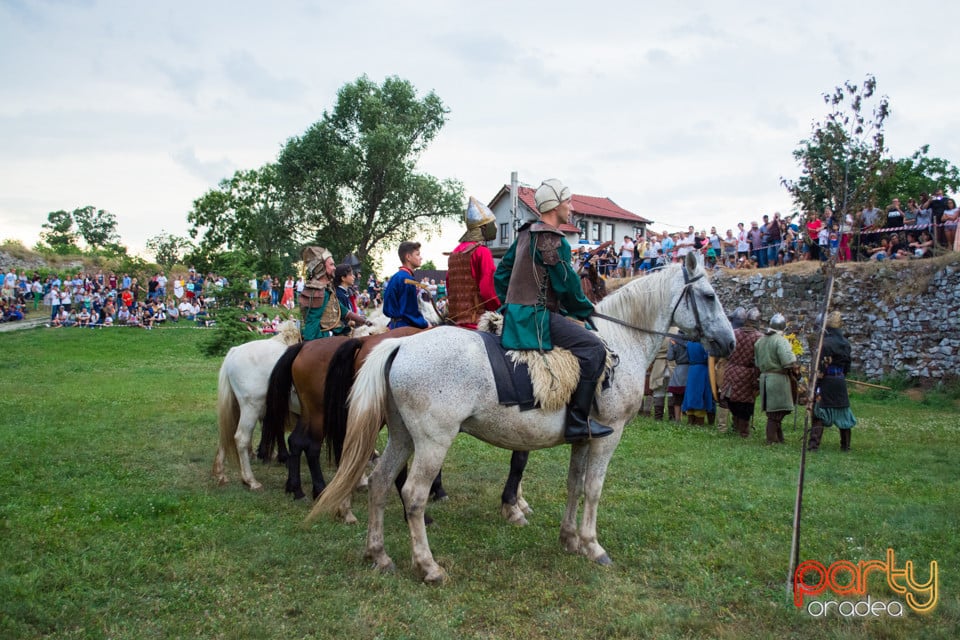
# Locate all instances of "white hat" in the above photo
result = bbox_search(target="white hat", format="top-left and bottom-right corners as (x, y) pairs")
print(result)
(534, 179), (571, 214)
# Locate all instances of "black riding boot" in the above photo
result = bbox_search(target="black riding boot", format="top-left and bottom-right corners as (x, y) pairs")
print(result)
(653, 398), (665, 421)
(565, 378), (614, 444)
(840, 428), (851, 452)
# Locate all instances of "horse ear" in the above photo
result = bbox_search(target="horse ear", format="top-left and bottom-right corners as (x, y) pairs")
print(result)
(684, 250), (700, 273)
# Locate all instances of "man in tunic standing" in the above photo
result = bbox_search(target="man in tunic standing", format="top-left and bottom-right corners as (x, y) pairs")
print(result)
(754, 313), (797, 444)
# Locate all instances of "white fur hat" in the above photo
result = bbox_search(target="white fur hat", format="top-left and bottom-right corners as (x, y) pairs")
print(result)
(534, 179), (571, 214)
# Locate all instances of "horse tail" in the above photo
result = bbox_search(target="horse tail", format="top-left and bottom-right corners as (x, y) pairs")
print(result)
(323, 338), (363, 466)
(260, 342), (303, 461)
(308, 338), (403, 523)
(216, 355), (241, 470)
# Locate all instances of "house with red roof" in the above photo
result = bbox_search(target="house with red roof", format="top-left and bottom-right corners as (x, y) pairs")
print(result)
(485, 184), (652, 259)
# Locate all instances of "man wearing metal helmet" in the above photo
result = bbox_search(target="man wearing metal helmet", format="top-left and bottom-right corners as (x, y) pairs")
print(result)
(808, 311), (857, 451)
(494, 179), (613, 444)
(445, 197), (501, 329)
(754, 312), (797, 444)
(720, 307), (763, 437)
(299, 246), (349, 340)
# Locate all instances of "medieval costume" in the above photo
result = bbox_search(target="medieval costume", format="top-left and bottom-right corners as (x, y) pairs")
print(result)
(754, 313), (797, 444)
(494, 178), (612, 443)
(383, 241), (430, 330)
(681, 340), (715, 424)
(642, 336), (673, 420)
(299, 246), (348, 341)
(666, 336), (690, 422)
(808, 312), (857, 451)
(445, 197), (501, 329)
(720, 308), (763, 437)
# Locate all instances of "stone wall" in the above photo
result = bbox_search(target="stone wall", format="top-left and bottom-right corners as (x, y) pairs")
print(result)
(710, 257), (960, 382)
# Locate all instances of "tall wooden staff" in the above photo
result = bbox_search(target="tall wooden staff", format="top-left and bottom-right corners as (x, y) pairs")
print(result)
(785, 264), (836, 600)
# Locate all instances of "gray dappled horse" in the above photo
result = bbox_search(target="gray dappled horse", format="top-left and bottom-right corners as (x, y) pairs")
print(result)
(312, 252), (735, 583)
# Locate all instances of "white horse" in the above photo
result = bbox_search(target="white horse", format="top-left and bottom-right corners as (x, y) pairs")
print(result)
(213, 320), (301, 490)
(311, 252), (735, 582)
(353, 294), (442, 337)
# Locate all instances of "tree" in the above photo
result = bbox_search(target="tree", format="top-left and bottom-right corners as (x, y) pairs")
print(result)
(874, 145), (960, 206)
(146, 232), (194, 271)
(39, 209), (79, 254)
(187, 163), (299, 276)
(73, 205), (120, 251)
(782, 75), (891, 218)
(277, 75), (463, 272)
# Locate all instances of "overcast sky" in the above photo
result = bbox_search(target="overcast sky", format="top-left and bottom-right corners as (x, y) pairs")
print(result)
(2, 0), (958, 269)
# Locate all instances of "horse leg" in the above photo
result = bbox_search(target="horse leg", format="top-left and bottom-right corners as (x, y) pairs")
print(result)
(213, 445), (227, 485)
(564, 437), (621, 565)
(429, 469), (447, 502)
(560, 443), (589, 555)
(403, 443), (453, 584)
(500, 451), (531, 526)
(234, 407), (262, 490)
(285, 423), (309, 500)
(304, 445), (326, 501)
(395, 466), (433, 526)
(364, 415), (414, 573)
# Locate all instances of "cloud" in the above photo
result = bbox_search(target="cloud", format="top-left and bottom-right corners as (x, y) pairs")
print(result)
(171, 147), (234, 185)
(221, 50), (305, 102)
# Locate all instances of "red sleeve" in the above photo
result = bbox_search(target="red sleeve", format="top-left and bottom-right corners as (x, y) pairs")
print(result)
(472, 246), (501, 310)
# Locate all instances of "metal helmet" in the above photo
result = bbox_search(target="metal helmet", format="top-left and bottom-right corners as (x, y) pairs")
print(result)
(301, 246), (333, 279)
(459, 196), (497, 242)
(729, 307), (747, 322)
(745, 307), (762, 326)
(768, 313), (787, 332)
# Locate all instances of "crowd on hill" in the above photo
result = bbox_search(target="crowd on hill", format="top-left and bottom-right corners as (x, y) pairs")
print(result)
(1, 267), (222, 329)
(578, 192), (959, 277)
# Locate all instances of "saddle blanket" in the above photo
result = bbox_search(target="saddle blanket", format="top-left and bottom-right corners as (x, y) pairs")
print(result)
(477, 330), (540, 412)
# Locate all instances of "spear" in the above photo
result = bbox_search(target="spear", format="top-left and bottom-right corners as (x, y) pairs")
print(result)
(786, 264), (836, 601)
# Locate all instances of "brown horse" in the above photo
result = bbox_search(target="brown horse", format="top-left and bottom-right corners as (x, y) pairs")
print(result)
(260, 327), (430, 515)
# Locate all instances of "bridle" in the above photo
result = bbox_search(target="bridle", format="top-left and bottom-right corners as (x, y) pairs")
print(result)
(591, 265), (705, 343)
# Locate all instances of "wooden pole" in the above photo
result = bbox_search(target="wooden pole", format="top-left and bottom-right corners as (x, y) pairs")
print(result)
(786, 266), (836, 601)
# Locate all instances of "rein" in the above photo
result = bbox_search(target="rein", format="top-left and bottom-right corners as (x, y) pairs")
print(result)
(591, 266), (704, 343)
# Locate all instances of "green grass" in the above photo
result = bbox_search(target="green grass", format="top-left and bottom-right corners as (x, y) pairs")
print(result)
(1, 326), (957, 639)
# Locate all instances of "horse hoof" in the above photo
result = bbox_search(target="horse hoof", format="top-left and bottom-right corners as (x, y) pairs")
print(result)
(517, 497), (533, 515)
(215, 476), (228, 486)
(422, 567), (447, 584)
(500, 504), (529, 526)
(371, 559), (395, 573)
(246, 481), (263, 491)
(595, 554), (613, 566)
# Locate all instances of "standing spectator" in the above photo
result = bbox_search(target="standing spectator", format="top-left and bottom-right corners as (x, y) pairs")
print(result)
(722, 229), (738, 268)
(922, 189), (950, 246)
(754, 313), (797, 445)
(281, 276), (295, 309)
(766, 213), (782, 266)
(808, 312), (857, 452)
(736, 222), (750, 262)
(886, 198), (905, 230)
(642, 337), (673, 421)
(617, 235), (635, 278)
(748, 221), (764, 267)
(48, 284), (61, 322)
(941, 198), (958, 250)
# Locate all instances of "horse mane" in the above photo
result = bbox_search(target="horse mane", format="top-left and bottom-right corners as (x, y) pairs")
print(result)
(272, 320), (302, 346)
(596, 263), (681, 330)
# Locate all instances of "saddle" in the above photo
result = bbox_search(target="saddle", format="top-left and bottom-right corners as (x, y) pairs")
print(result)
(476, 312), (615, 412)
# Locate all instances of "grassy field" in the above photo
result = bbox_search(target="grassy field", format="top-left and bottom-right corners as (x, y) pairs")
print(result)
(1, 326), (957, 639)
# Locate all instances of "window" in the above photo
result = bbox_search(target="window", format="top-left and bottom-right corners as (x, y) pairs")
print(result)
(500, 222), (509, 245)
(592, 222), (601, 242)
(606, 224), (615, 242)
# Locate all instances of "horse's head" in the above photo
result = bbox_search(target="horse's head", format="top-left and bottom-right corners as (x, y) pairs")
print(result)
(671, 252), (735, 357)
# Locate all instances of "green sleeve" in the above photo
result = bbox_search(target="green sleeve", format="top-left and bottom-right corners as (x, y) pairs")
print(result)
(546, 238), (594, 320)
(494, 239), (517, 304)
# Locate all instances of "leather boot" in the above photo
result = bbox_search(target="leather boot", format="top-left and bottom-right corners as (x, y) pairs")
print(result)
(653, 399), (665, 421)
(736, 417), (750, 438)
(808, 422), (823, 451)
(765, 418), (778, 444)
(840, 429), (851, 451)
(565, 378), (614, 444)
